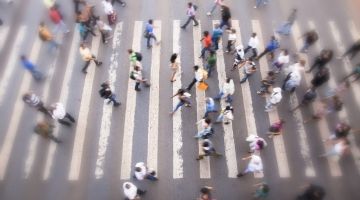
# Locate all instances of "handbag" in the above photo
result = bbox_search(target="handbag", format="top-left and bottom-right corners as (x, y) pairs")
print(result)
(197, 81), (208, 91)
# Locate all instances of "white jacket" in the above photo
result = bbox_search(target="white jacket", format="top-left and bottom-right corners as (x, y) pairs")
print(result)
(51, 102), (66, 120)
(222, 79), (235, 96)
(248, 36), (259, 49)
(123, 182), (138, 200)
(269, 87), (282, 104)
(134, 162), (147, 180)
(102, 0), (114, 15)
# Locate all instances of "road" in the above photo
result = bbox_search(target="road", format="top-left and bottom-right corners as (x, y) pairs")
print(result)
(0, 0), (359, 199)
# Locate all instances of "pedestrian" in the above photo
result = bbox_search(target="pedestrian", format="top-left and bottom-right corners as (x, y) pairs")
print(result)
(225, 28), (236, 53)
(310, 67), (330, 89)
(199, 31), (212, 59)
(240, 58), (257, 84)
(99, 81), (121, 107)
(256, 71), (275, 96)
(306, 49), (333, 73)
(276, 9), (297, 35)
(266, 119), (285, 138)
(79, 43), (102, 74)
(43, 0), (55, 9)
(339, 39), (360, 60)
(232, 44), (245, 70)
(283, 58), (305, 75)
(96, 17), (113, 44)
(20, 55), (44, 81)
(204, 97), (217, 118)
(299, 30), (318, 53)
(296, 183), (325, 200)
(214, 78), (235, 103)
(38, 22), (59, 52)
(253, 182), (270, 199)
(22, 92), (49, 115)
(290, 88), (317, 111)
(133, 162), (158, 181)
(48, 102), (76, 126)
(303, 95), (343, 123)
(324, 121), (351, 142)
(320, 138), (350, 159)
(170, 53), (180, 82)
(205, 50), (217, 77)
(342, 63), (360, 83)
(256, 36), (279, 60)
(78, 21), (97, 41)
(324, 80), (350, 99)
(144, 19), (160, 49)
(34, 120), (61, 143)
(272, 49), (289, 73)
(264, 87), (282, 112)
(76, 2), (97, 28)
(111, 0), (126, 7)
(186, 65), (206, 91)
(244, 33), (259, 59)
(102, 0), (116, 25)
(254, 0), (269, 9)
(123, 182), (146, 200)
(211, 24), (223, 50)
(197, 186), (214, 200)
(216, 105), (234, 124)
(170, 88), (191, 115)
(128, 49), (142, 67)
(219, 5), (231, 30)
(181, 2), (199, 29)
(206, 0), (224, 16)
(194, 118), (213, 139)
(130, 65), (150, 91)
(246, 135), (267, 153)
(282, 67), (301, 93)
(237, 154), (263, 177)
(196, 139), (222, 160)
(49, 6), (70, 34)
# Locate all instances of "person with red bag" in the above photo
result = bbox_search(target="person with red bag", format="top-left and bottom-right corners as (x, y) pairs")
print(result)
(49, 5), (70, 34)
(102, 0), (116, 25)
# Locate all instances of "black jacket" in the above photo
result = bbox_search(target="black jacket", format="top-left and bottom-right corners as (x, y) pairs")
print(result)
(221, 6), (231, 21)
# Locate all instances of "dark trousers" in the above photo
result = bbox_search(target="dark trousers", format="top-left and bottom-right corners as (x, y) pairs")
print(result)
(219, 19), (231, 29)
(244, 46), (257, 58)
(82, 57), (100, 72)
(182, 16), (199, 28)
(106, 94), (120, 105)
(82, 28), (96, 41)
(257, 49), (270, 60)
(135, 81), (141, 90)
(186, 78), (197, 91)
(58, 113), (76, 126)
(226, 40), (234, 52)
(112, 0), (125, 5)
(342, 46), (360, 59)
(200, 47), (211, 58)
(146, 33), (157, 48)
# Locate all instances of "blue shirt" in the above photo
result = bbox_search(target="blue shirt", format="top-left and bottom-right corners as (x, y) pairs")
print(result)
(21, 59), (35, 71)
(212, 28), (223, 40)
(145, 23), (153, 34)
(266, 39), (279, 51)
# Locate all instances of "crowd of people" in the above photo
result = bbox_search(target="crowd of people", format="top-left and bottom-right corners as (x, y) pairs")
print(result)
(4, 0), (358, 199)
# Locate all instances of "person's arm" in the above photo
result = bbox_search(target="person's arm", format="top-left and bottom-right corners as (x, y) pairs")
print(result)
(241, 155), (252, 160)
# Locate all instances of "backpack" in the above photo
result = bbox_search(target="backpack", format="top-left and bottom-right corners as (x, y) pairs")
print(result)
(193, 5), (198, 11)
(129, 71), (136, 80)
(99, 88), (107, 98)
(135, 52), (142, 61)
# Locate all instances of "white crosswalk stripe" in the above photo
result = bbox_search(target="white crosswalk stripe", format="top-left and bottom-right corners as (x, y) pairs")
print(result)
(0, 25), (10, 53)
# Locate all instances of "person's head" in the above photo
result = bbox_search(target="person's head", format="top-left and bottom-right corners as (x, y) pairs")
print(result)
(177, 88), (185, 95)
(203, 31), (209, 37)
(148, 19), (153, 24)
(257, 140), (264, 149)
(204, 118), (211, 124)
(202, 141), (210, 148)
(283, 49), (289, 55)
(267, 71), (275, 77)
(225, 105), (233, 111)
(271, 35), (276, 40)
(252, 32), (257, 37)
(299, 59), (306, 66)
(20, 55), (26, 61)
(226, 78), (231, 83)
(127, 49), (133, 54)
(170, 53), (177, 63)
(193, 65), (199, 71)
(200, 187), (210, 194)
(231, 29), (236, 34)
(134, 66), (140, 71)
(209, 50), (215, 56)
(187, 2), (192, 7)
(101, 81), (110, 88)
(135, 167), (141, 172)
(22, 92), (31, 101)
(125, 183), (131, 189)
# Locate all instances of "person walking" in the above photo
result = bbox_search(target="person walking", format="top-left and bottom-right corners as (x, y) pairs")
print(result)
(299, 30), (318, 53)
(282, 66), (302, 93)
(303, 95), (343, 123)
(78, 21), (97, 41)
(186, 65), (205, 91)
(272, 49), (289, 73)
(38, 22), (60, 51)
(237, 154), (263, 177)
(170, 53), (180, 82)
(204, 97), (217, 118)
(324, 122), (352, 142)
(20, 55), (44, 81)
(181, 2), (199, 29)
(244, 33), (259, 59)
(99, 81), (121, 106)
(123, 182), (146, 200)
(34, 121), (61, 143)
(197, 186), (214, 200)
(112, 0), (126, 7)
(253, 182), (270, 199)
(102, 0), (116, 25)
(225, 28), (236, 53)
(290, 88), (317, 111)
(339, 39), (360, 60)
(264, 87), (282, 112)
(133, 162), (158, 181)
(199, 31), (212, 59)
(310, 67), (330, 89)
(96, 17), (113, 44)
(216, 105), (234, 124)
(128, 49), (142, 67)
(48, 102), (76, 126)
(196, 139), (222, 160)
(214, 78), (235, 103)
(319, 138), (350, 159)
(170, 88), (191, 115)
(256, 36), (279, 60)
(256, 71), (275, 96)
(246, 135), (267, 153)
(240, 58), (257, 84)
(342, 63), (360, 82)
(49, 5), (70, 34)
(211, 24), (223, 50)
(130, 65), (150, 91)
(194, 118), (214, 139)
(254, 0), (269, 9)
(267, 119), (285, 138)
(306, 49), (333, 73)
(296, 183), (326, 200)
(206, 0), (224, 16)
(22, 92), (49, 115)
(144, 19), (160, 49)
(219, 5), (231, 30)
(276, 9), (297, 35)
(205, 50), (217, 77)
(232, 44), (245, 70)
(79, 43), (102, 74)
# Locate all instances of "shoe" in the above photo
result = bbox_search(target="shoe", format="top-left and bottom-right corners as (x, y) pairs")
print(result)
(206, 12), (211, 16)
(96, 62), (103, 66)
(114, 102), (121, 107)
(82, 70), (87, 74)
(135, 88), (141, 91)
(194, 23), (199, 27)
(237, 173), (244, 177)
(147, 45), (152, 49)
(181, 26), (186, 29)
(224, 122), (230, 125)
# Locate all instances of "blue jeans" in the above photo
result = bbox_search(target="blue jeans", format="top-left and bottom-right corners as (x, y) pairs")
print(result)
(214, 92), (232, 103)
(219, 20), (231, 29)
(200, 47), (211, 58)
(173, 101), (185, 112)
(240, 72), (252, 83)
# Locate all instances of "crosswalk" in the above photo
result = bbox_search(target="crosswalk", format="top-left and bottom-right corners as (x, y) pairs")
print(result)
(0, 18), (359, 182)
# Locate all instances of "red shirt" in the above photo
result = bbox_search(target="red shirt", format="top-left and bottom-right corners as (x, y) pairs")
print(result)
(49, 9), (62, 24)
(203, 35), (212, 48)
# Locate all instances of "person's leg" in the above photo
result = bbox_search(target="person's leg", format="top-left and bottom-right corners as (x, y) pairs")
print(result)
(244, 46), (251, 54)
(191, 16), (199, 26)
(208, 3), (217, 15)
(216, 113), (224, 122)
(240, 73), (250, 83)
(173, 101), (185, 113)
(349, 49), (359, 60)
(186, 78), (197, 91)
(256, 49), (268, 60)
(181, 17), (191, 28)
(91, 56), (102, 66)
(100, 31), (106, 43)
(59, 20), (70, 33)
(226, 40), (232, 52)
(214, 91), (224, 100)
(65, 113), (76, 123)
(252, 48), (258, 58)
(219, 20), (225, 29)
(58, 118), (71, 126)
(135, 81), (141, 91)
(146, 36), (151, 48)
(300, 42), (310, 52)
(48, 133), (62, 143)
(82, 61), (90, 73)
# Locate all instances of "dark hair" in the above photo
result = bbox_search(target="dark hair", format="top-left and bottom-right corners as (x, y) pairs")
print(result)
(204, 31), (209, 36)
(271, 35), (276, 40)
(135, 167), (141, 172)
(194, 65), (199, 71)
(128, 49), (133, 54)
(188, 2), (192, 7)
(202, 141), (210, 147)
(226, 78), (231, 83)
(268, 71), (275, 76)
(204, 118), (211, 124)
(283, 49), (289, 55)
(200, 187), (210, 194)
(170, 53), (177, 63)
(257, 140), (264, 149)
(252, 32), (257, 37)
(148, 19), (153, 24)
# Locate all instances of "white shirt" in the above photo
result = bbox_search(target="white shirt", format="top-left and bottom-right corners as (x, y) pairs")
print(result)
(79, 47), (92, 61)
(222, 79), (235, 96)
(195, 69), (204, 82)
(134, 162), (147, 180)
(247, 155), (263, 172)
(248, 36), (259, 49)
(269, 87), (282, 104)
(51, 102), (66, 120)
(277, 52), (290, 64)
(228, 33), (236, 41)
(102, 0), (114, 15)
(133, 70), (143, 81)
(284, 62), (304, 74)
(288, 70), (301, 86)
(186, 6), (196, 16)
(123, 182), (138, 200)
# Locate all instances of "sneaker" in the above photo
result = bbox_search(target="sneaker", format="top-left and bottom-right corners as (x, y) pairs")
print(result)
(206, 12), (211, 16)
(96, 62), (103, 66)
(135, 88), (141, 91)
(194, 23), (199, 27)
(114, 102), (121, 107)
(237, 173), (244, 177)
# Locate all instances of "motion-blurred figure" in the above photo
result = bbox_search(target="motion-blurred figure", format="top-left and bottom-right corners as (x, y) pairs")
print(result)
(277, 9), (297, 35)
(299, 30), (318, 53)
(22, 92), (48, 115)
(339, 39), (360, 60)
(20, 55), (44, 81)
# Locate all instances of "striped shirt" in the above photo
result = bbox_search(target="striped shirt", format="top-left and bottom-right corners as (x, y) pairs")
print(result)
(23, 93), (41, 107)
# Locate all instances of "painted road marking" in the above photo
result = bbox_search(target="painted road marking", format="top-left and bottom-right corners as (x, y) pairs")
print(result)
(214, 20), (238, 178)
(120, 21), (142, 180)
(42, 30), (81, 180)
(94, 22), (123, 179)
(0, 36), (41, 180)
(252, 20), (290, 178)
(0, 25), (10, 52)
(172, 20), (184, 179)
(193, 21), (211, 179)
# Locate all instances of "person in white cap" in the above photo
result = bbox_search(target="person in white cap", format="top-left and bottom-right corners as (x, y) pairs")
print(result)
(237, 154), (263, 177)
(246, 135), (267, 153)
(264, 87), (282, 112)
(123, 182), (146, 200)
(134, 162), (158, 181)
